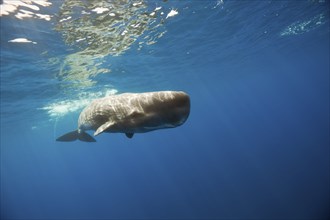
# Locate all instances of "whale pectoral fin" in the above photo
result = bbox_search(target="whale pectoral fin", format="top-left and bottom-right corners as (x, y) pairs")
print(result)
(125, 133), (134, 138)
(94, 122), (114, 136)
(56, 130), (79, 142)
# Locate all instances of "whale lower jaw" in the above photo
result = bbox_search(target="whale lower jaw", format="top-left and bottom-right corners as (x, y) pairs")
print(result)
(143, 124), (176, 130)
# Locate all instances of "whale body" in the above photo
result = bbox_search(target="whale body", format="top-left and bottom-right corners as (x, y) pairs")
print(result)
(56, 91), (190, 142)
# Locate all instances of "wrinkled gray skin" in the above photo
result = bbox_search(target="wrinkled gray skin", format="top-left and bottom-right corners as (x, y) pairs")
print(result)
(81, 91), (190, 135)
(57, 91), (190, 142)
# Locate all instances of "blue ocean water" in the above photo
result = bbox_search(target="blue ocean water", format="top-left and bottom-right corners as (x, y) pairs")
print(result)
(0, 0), (329, 219)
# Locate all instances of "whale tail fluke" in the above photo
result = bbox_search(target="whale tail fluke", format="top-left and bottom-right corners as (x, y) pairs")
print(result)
(56, 130), (96, 142)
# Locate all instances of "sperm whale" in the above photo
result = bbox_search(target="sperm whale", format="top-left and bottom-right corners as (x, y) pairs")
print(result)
(56, 91), (190, 142)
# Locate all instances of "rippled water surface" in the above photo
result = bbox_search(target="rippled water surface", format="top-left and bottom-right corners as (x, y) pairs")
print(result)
(1, 0), (329, 219)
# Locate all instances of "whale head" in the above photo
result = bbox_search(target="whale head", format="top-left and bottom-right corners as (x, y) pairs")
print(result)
(141, 91), (190, 129)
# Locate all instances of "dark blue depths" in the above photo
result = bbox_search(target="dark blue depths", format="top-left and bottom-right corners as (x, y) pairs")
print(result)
(1, 1), (329, 219)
